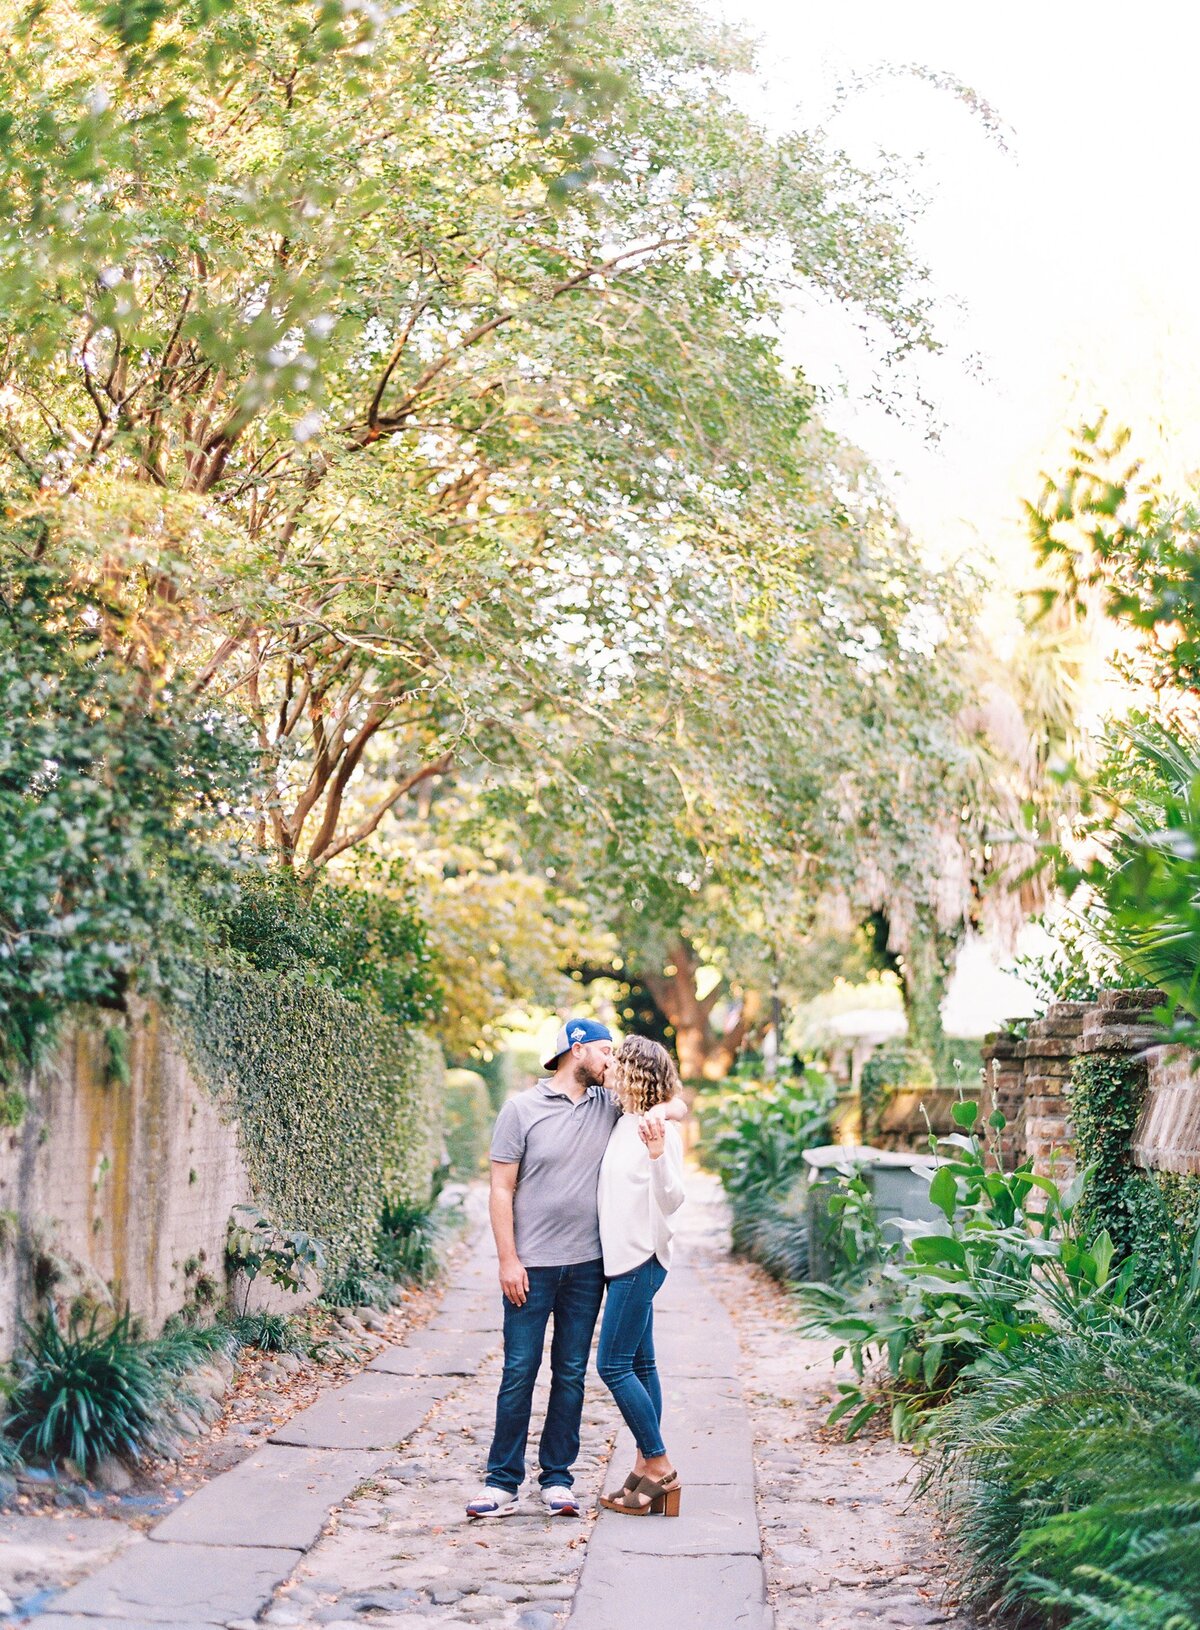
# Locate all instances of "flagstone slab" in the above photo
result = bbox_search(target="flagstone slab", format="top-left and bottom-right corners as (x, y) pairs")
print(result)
(567, 1553), (772, 1630)
(587, 1480), (760, 1556)
(423, 1291), (500, 1332)
(651, 1339), (742, 1379)
(402, 1321), (494, 1353)
(50, 1541), (301, 1625)
(152, 1446), (383, 1550)
(613, 1415), (756, 1488)
(369, 1330), (488, 1377)
(27, 1617), (210, 1630)
(270, 1374), (447, 1451)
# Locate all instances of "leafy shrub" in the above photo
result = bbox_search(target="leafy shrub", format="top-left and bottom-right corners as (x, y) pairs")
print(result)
(798, 1101), (1131, 1439)
(699, 1073), (833, 1205)
(442, 1068), (492, 1178)
(201, 860), (439, 1030)
(232, 1311), (302, 1354)
(4, 1308), (225, 1472)
(927, 1254), (1200, 1627)
(0, 563), (255, 1071)
(809, 1162), (892, 1285)
(321, 1264), (393, 1311)
(376, 1199), (444, 1288)
(699, 1073), (832, 1283)
(226, 1205), (326, 1317)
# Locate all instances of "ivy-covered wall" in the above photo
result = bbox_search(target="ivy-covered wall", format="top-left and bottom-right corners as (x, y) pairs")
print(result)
(0, 970), (444, 1358)
(171, 962), (444, 1272)
(1070, 1053), (1200, 1281)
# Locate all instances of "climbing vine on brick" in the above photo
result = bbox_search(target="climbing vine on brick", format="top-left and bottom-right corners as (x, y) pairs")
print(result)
(1069, 1054), (1200, 1281)
(169, 961), (442, 1273)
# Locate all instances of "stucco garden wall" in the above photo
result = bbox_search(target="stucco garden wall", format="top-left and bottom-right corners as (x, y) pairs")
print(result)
(0, 1002), (254, 1360)
(0, 992), (445, 1361)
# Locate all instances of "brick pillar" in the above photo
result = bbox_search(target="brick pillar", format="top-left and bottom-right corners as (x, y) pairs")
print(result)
(1079, 988), (1165, 1169)
(1018, 1002), (1089, 1179)
(980, 1030), (1025, 1169)
(1080, 988), (1165, 1059)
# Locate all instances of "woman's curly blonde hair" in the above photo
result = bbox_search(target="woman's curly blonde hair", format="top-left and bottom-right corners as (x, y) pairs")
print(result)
(610, 1035), (680, 1114)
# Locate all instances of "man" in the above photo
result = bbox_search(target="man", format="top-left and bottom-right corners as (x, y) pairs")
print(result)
(465, 1018), (687, 1518)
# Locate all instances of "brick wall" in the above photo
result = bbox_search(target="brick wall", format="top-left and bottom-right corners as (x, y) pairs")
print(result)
(1133, 1044), (1200, 1174)
(981, 989), (1181, 1178)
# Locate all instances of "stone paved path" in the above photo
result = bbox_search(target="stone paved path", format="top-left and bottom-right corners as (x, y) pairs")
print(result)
(693, 1185), (973, 1630)
(22, 1170), (970, 1630)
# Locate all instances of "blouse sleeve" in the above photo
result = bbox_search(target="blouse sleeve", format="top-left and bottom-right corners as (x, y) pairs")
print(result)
(649, 1124), (686, 1217)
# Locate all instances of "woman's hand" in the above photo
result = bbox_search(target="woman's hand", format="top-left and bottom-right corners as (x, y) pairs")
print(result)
(639, 1116), (666, 1159)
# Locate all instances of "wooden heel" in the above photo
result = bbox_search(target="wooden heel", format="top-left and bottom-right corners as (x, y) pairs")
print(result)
(656, 1485), (682, 1517)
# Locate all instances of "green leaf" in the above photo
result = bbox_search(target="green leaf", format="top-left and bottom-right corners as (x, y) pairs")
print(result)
(842, 1399), (880, 1440)
(1089, 1229), (1115, 1288)
(929, 1165), (959, 1221)
(909, 1234), (967, 1267)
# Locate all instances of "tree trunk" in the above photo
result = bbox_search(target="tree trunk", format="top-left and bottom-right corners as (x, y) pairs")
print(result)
(640, 937), (759, 1082)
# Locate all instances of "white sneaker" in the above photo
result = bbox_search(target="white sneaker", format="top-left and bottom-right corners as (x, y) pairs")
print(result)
(465, 1486), (520, 1519)
(540, 1484), (580, 1516)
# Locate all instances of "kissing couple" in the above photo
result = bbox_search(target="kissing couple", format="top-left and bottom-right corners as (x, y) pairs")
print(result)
(466, 1019), (687, 1520)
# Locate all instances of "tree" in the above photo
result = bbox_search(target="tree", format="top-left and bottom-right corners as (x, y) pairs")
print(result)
(0, 0), (939, 889)
(493, 429), (979, 1077)
(1025, 419), (1200, 1042)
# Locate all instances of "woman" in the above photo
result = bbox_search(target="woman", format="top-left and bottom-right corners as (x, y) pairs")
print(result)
(595, 1034), (686, 1516)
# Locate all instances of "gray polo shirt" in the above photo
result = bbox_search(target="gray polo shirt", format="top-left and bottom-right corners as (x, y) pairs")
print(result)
(490, 1079), (621, 1267)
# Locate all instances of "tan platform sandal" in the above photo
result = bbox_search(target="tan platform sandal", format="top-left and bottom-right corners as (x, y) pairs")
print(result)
(599, 1471), (682, 1517)
(609, 1467), (675, 1498)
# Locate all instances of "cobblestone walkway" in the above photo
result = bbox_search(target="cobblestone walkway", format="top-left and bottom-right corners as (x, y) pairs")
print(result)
(695, 1190), (973, 1629)
(24, 1172), (971, 1630)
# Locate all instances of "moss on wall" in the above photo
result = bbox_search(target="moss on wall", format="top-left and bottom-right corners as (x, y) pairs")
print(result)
(170, 962), (443, 1271)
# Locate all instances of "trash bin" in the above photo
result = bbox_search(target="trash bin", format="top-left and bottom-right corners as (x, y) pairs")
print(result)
(802, 1144), (943, 1280)
(802, 1144), (878, 1282)
(868, 1149), (943, 1237)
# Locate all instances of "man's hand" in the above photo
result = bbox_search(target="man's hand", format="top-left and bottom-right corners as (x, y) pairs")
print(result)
(500, 1255), (529, 1307)
(645, 1094), (688, 1124)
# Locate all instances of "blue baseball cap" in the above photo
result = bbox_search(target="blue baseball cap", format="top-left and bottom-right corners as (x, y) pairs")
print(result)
(543, 1017), (613, 1071)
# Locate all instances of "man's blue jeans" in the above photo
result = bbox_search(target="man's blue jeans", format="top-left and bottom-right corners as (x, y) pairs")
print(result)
(485, 1258), (605, 1493)
(596, 1253), (668, 1458)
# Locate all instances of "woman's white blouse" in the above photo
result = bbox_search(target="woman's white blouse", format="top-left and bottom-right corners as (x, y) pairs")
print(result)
(597, 1114), (686, 1277)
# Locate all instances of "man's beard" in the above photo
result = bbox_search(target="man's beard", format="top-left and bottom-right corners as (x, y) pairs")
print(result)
(573, 1059), (605, 1090)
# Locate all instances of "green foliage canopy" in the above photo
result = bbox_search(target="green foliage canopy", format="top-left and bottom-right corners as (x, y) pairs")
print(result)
(0, 0), (951, 897)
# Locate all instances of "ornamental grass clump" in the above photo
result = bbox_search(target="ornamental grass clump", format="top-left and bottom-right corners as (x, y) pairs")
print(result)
(232, 1311), (304, 1354)
(4, 1308), (229, 1474)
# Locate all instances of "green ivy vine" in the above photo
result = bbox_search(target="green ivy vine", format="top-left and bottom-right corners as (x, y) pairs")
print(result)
(1069, 1054), (1200, 1284)
(169, 960), (443, 1273)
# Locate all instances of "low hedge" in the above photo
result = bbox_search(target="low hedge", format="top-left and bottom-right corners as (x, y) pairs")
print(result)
(443, 1069), (492, 1178)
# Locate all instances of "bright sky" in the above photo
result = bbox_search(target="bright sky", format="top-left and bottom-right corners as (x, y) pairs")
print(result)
(718, 0), (1200, 580)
